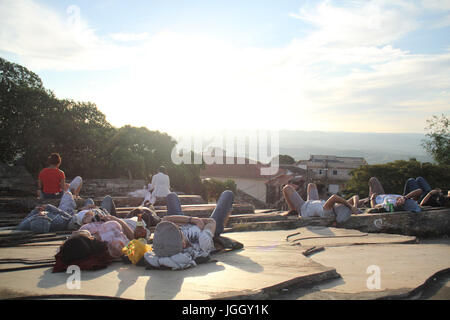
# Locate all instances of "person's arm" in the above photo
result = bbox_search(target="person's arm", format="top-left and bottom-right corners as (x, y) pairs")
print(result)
(324, 194), (359, 213)
(37, 179), (43, 198)
(101, 216), (135, 241)
(60, 178), (66, 193)
(370, 193), (379, 208)
(162, 215), (215, 232)
(405, 188), (422, 200)
(420, 189), (440, 206)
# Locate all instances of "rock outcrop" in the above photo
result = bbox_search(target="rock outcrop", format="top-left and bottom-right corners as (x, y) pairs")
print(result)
(0, 162), (35, 196)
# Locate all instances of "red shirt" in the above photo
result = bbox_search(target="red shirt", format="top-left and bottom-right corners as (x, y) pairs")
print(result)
(38, 167), (65, 194)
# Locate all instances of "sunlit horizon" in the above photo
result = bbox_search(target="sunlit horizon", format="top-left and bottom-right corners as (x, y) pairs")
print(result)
(1, 0), (449, 135)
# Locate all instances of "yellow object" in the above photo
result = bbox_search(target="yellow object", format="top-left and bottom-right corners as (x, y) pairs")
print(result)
(122, 239), (152, 265)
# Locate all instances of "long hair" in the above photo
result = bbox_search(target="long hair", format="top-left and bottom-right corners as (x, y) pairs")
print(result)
(60, 235), (108, 265)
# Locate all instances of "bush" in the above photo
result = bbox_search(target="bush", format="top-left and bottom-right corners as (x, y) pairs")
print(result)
(202, 178), (237, 202)
(342, 160), (450, 198)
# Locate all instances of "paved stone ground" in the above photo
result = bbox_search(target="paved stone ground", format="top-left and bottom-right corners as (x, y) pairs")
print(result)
(275, 239), (450, 300)
(2, 227), (446, 300)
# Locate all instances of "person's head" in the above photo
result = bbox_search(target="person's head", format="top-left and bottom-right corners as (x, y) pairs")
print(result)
(152, 221), (185, 257)
(158, 166), (167, 175)
(444, 196), (450, 208)
(80, 210), (95, 225)
(47, 153), (62, 167)
(60, 231), (108, 264)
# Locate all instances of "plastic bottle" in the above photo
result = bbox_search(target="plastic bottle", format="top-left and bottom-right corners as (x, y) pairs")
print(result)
(388, 203), (394, 212)
(134, 214), (147, 242)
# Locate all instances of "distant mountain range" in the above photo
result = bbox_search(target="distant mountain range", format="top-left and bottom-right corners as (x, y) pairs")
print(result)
(168, 129), (433, 165)
(277, 130), (433, 164)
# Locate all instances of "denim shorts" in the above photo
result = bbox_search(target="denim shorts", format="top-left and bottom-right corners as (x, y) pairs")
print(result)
(41, 191), (63, 199)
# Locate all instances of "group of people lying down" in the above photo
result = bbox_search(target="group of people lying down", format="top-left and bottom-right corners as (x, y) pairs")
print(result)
(282, 176), (450, 222)
(18, 187), (240, 271)
(16, 175), (448, 272)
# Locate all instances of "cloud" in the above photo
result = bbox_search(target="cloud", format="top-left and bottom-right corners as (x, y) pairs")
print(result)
(109, 32), (151, 42)
(289, 0), (420, 47)
(0, 0), (448, 133)
(421, 0), (450, 11)
(0, 0), (134, 70)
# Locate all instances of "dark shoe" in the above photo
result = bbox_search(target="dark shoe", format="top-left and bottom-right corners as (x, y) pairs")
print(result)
(213, 236), (244, 251)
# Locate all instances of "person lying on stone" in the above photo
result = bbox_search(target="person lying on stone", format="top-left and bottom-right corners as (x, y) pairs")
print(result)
(53, 230), (114, 272)
(58, 211), (152, 265)
(368, 177), (422, 212)
(403, 176), (449, 207)
(282, 183), (361, 223)
(125, 207), (161, 228)
(75, 216), (136, 259)
(71, 199), (152, 244)
(142, 190), (242, 270)
(17, 185), (83, 233)
(67, 194), (117, 230)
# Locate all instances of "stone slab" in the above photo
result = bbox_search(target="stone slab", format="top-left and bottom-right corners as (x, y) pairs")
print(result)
(228, 208), (450, 238)
(0, 230), (338, 300)
(278, 241), (450, 300)
(338, 209), (450, 237)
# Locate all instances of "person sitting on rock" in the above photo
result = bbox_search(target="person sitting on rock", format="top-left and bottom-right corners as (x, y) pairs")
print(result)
(143, 190), (243, 270)
(368, 177), (422, 212)
(403, 176), (449, 207)
(282, 183), (361, 223)
(38, 153), (83, 199)
(147, 166), (171, 206)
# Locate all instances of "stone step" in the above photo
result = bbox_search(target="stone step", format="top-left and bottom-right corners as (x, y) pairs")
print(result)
(115, 203), (255, 218)
(226, 208), (450, 238)
(0, 195), (207, 214)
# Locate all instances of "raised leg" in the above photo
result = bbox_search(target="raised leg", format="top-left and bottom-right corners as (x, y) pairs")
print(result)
(210, 190), (234, 237)
(307, 183), (320, 201)
(100, 195), (116, 215)
(166, 192), (184, 216)
(369, 177), (385, 197)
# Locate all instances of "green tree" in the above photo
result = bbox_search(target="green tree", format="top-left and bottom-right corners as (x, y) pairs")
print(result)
(202, 178), (237, 202)
(1, 57), (115, 177)
(343, 160), (450, 198)
(277, 154), (296, 165)
(104, 125), (177, 179)
(422, 114), (450, 165)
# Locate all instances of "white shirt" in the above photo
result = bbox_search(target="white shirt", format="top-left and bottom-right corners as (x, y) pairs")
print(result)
(179, 224), (215, 255)
(73, 209), (91, 225)
(375, 194), (402, 206)
(300, 200), (326, 218)
(151, 172), (171, 198)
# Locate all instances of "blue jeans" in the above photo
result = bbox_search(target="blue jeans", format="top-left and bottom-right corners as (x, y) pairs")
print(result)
(166, 191), (234, 237)
(403, 177), (432, 201)
(18, 204), (73, 232)
(99, 195), (116, 215)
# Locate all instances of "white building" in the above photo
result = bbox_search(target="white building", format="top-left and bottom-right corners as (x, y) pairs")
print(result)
(296, 155), (367, 194)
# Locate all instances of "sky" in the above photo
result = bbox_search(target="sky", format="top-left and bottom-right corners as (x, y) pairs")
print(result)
(0, 0), (449, 136)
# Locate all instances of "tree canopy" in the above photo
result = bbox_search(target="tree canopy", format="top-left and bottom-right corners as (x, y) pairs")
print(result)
(0, 56), (207, 195)
(343, 159), (450, 198)
(422, 114), (450, 166)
